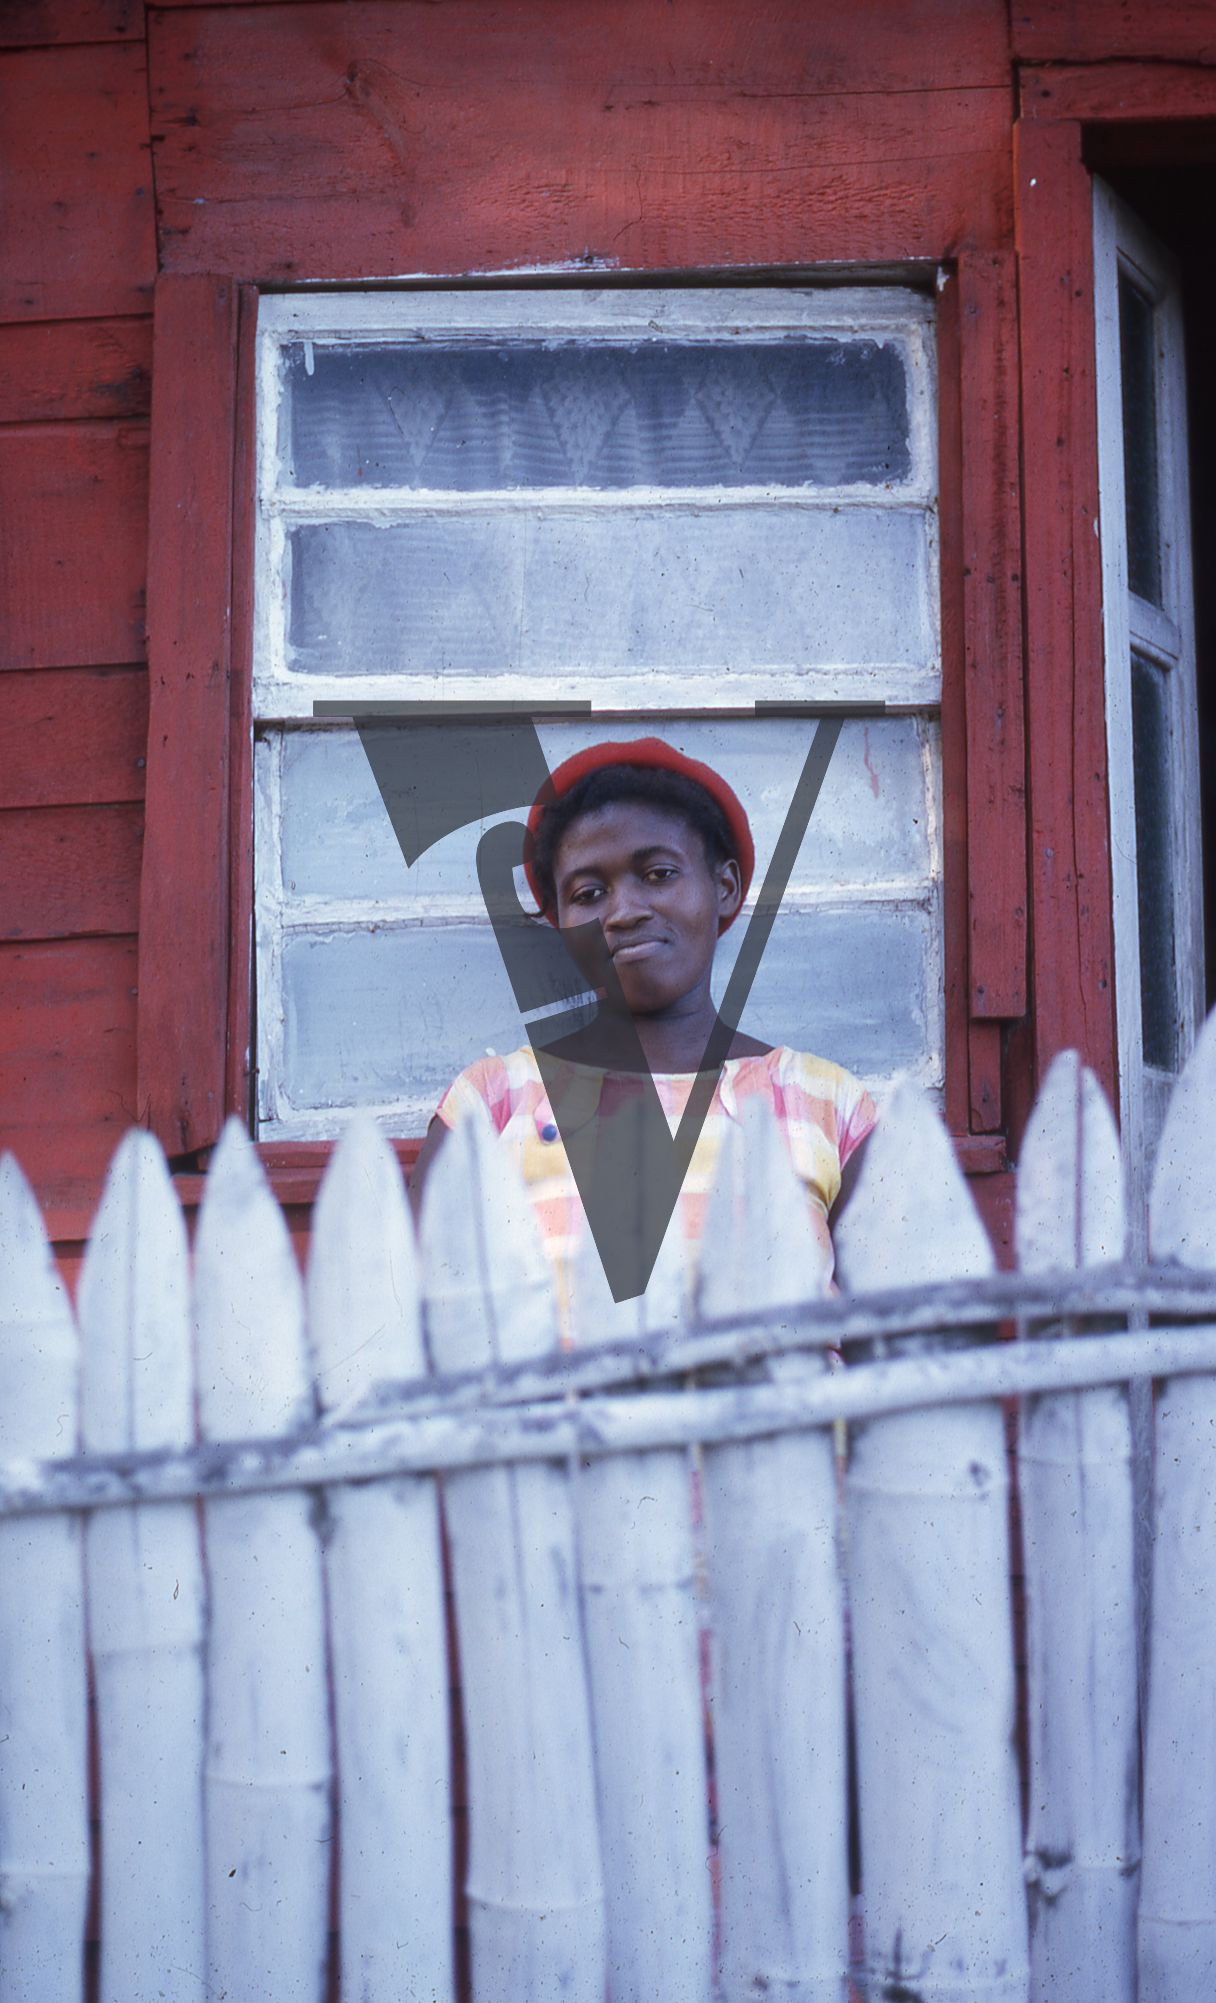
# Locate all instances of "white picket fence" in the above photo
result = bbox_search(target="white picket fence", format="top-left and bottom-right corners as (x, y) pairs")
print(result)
(4, 1022), (1216, 2003)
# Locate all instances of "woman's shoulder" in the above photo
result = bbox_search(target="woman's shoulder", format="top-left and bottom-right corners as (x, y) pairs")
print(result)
(734, 1046), (878, 1154)
(433, 1046), (542, 1132)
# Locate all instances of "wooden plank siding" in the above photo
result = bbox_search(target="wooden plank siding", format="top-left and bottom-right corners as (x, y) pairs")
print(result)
(0, 0), (144, 45)
(0, 667), (147, 810)
(0, 319), (151, 425)
(6, 0), (1196, 1267)
(0, 423), (148, 670)
(1012, 0), (1216, 64)
(145, 2), (1014, 280)
(0, 42), (155, 322)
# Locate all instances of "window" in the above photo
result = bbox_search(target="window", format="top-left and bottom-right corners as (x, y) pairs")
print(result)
(251, 290), (943, 1140)
(1093, 186), (1204, 1202)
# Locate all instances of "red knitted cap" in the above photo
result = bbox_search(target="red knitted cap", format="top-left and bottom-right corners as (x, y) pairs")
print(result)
(523, 737), (755, 932)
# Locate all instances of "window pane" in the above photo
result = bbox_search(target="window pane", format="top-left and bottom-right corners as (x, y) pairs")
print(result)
(275, 718), (935, 906)
(1130, 649), (1178, 1069)
(1118, 273), (1162, 606)
(285, 340), (912, 491)
(286, 509), (930, 677)
(274, 902), (936, 1120)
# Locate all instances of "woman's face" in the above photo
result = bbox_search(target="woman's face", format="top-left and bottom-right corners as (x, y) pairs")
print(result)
(551, 799), (743, 1015)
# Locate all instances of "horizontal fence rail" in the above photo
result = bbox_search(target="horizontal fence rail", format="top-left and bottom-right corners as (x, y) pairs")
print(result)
(2, 1018), (1216, 2002)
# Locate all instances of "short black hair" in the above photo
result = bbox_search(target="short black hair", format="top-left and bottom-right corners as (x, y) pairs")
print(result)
(527, 763), (736, 918)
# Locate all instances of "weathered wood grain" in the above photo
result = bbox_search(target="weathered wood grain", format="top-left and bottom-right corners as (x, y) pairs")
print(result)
(77, 1130), (206, 2003)
(837, 1079), (1029, 2003)
(699, 1103), (847, 2003)
(147, 3), (1012, 278)
(1021, 62), (1216, 123)
(1013, 1), (1216, 64)
(423, 1111), (606, 2003)
(960, 248), (1027, 1020)
(0, 318), (151, 424)
(137, 275), (237, 1155)
(1140, 1009), (1216, 1999)
(1014, 116), (1117, 1100)
(569, 1199), (711, 2003)
(0, 1153), (88, 1999)
(0, 803), (142, 939)
(0, 43), (154, 321)
(0, 0), (142, 44)
(0, 422), (148, 671)
(194, 1120), (332, 2002)
(0, 937), (138, 1182)
(1016, 1050), (1137, 2003)
(307, 1117), (452, 2003)
(0, 666), (147, 811)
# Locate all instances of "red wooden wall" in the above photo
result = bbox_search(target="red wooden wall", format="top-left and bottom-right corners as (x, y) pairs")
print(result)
(3, 0), (1216, 1264)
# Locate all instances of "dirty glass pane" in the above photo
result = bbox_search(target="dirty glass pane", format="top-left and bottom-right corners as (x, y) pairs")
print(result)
(274, 717), (934, 907)
(276, 900), (936, 1119)
(285, 341), (911, 491)
(286, 508), (930, 676)
(1131, 649), (1178, 1070)
(1118, 273), (1162, 607)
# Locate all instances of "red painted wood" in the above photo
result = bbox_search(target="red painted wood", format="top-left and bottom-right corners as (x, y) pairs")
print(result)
(959, 249), (1027, 1020)
(968, 1019), (1003, 1133)
(1014, 118), (1117, 1104)
(0, 665), (147, 810)
(935, 263), (972, 1142)
(0, 0), (142, 45)
(0, 936), (138, 1183)
(148, 2), (1013, 278)
(0, 803), (142, 940)
(225, 286), (259, 1128)
(0, 421), (148, 671)
(148, 0), (1010, 88)
(0, 318), (151, 424)
(138, 274), (238, 1156)
(1013, 1), (1216, 65)
(972, 1169), (1015, 1269)
(0, 43), (155, 321)
(1021, 61), (1216, 125)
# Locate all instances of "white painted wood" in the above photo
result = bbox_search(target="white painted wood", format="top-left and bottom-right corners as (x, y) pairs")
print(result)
(0, 1153), (89, 2002)
(12, 1313), (1216, 1516)
(698, 1101), (847, 2003)
(77, 1132), (206, 2003)
(567, 1193), (713, 2003)
(421, 1110), (606, 2003)
(1015, 1052), (1137, 2003)
(1140, 1008), (1216, 1998)
(1093, 179), (1205, 1215)
(192, 1118), (332, 2003)
(835, 1079), (1029, 2003)
(306, 1115), (451, 2003)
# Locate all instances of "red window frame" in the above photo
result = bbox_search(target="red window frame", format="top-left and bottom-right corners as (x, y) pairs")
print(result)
(137, 264), (1030, 1213)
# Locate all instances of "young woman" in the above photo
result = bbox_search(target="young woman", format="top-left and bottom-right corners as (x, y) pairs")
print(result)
(410, 738), (877, 1306)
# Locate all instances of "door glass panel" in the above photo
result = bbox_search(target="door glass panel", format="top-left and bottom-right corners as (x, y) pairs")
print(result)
(1118, 273), (1162, 606)
(1131, 648), (1178, 1069)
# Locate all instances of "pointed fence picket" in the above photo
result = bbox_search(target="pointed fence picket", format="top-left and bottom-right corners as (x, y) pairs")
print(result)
(696, 1103), (848, 2003)
(194, 1120), (333, 2003)
(1015, 1052), (1138, 2003)
(1139, 1010), (1216, 2000)
(836, 1079), (1029, 2003)
(0, 1157), (88, 2003)
(306, 1116), (451, 2003)
(422, 1111), (606, 2003)
(6, 1019), (1216, 2001)
(567, 1199), (712, 2003)
(77, 1133), (207, 2003)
